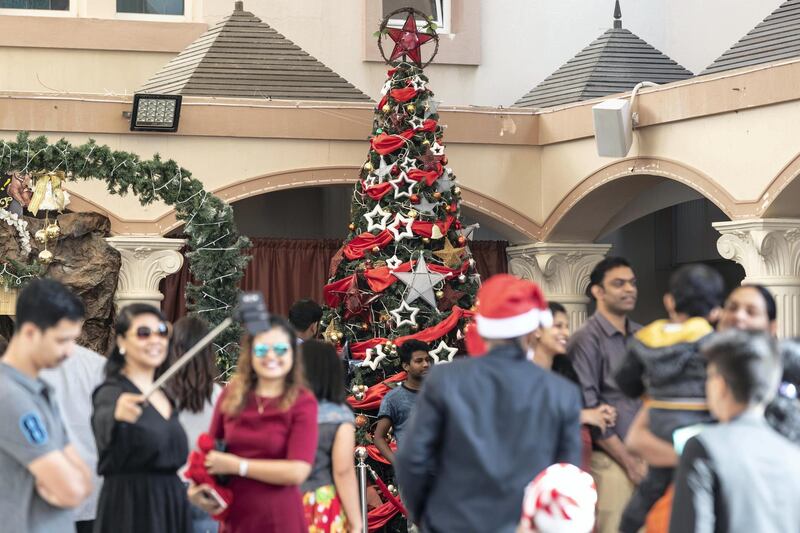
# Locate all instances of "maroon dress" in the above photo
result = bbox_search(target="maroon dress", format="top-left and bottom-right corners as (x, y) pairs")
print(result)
(210, 387), (318, 533)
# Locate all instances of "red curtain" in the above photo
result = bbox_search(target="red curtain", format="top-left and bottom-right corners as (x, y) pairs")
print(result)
(160, 238), (508, 322)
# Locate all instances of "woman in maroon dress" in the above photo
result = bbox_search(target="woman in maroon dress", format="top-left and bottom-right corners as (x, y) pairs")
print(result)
(187, 316), (318, 533)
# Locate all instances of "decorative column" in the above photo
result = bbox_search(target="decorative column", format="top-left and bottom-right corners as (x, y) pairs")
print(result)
(105, 236), (186, 311)
(507, 243), (611, 329)
(714, 219), (800, 338)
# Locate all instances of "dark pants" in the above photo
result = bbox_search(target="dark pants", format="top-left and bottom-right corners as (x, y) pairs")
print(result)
(619, 467), (673, 533)
(76, 521), (94, 533)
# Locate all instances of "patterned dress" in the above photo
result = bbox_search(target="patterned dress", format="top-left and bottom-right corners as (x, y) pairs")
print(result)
(301, 401), (356, 533)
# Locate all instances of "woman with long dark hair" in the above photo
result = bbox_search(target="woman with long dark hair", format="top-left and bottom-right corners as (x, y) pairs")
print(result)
(170, 316), (223, 533)
(300, 340), (362, 533)
(531, 302), (617, 469)
(187, 316), (318, 533)
(91, 304), (190, 533)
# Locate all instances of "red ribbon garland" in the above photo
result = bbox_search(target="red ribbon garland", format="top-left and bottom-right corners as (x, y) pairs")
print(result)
(365, 443), (396, 465)
(363, 182), (392, 200)
(412, 215), (454, 237)
(347, 372), (407, 410)
(325, 256), (469, 306)
(407, 167), (441, 186)
(367, 501), (401, 531)
(323, 274), (356, 307)
(389, 86), (418, 103)
(421, 118), (438, 132)
(370, 130), (415, 155)
(342, 231), (394, 260)
(348, 306), (473, 361)
(363, 257), (468, 293)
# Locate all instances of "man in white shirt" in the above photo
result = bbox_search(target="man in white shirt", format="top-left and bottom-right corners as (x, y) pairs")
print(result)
(41, 345), (106, 533)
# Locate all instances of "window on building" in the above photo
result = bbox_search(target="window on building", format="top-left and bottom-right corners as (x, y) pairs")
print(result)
(383, 0), (450, 33)
(0, 0), (68, 9)
(117, 0), (183, 15)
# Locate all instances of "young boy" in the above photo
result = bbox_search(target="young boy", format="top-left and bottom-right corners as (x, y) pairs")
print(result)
(614, 264), (724, 533)
(374, 340), (431, 464)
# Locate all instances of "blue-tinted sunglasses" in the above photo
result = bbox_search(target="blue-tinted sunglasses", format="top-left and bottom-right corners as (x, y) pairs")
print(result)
(253, 342), (291, 358)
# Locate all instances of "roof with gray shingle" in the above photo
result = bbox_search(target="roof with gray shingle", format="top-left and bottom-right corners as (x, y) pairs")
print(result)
(702, 0), (800, 75)
(139, 1), (371, 101)
(513, 6), (693, 108)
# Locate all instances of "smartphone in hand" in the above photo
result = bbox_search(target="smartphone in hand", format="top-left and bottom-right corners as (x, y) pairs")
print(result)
(201, 487), (228, 511)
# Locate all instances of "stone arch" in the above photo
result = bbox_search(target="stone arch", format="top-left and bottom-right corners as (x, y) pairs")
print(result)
(760, 150), (800, 218)
(542, 157), (739, 242)
(72, 166), (542, 241)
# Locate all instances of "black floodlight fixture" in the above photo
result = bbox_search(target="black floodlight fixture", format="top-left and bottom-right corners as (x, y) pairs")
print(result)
(129, 94), (182, 132)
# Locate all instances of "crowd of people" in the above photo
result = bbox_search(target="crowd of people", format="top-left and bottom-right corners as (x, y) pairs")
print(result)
(0, 256), (799, 533)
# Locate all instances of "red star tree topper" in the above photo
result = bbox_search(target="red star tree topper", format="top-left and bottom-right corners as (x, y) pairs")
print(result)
(386, 12), (435, 66)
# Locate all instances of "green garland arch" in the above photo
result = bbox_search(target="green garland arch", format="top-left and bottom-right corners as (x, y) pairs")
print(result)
(1, 132), (250, 374)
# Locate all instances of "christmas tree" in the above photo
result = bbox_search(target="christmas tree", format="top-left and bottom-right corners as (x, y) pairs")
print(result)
(320, 8), (479, 531)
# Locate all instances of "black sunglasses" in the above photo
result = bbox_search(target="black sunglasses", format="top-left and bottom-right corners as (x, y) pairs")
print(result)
(131, 323), (171, 340)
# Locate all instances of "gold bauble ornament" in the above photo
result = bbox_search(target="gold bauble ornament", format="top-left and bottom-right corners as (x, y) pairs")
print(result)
(388, 484), (399, 496)
(454, 186), (461, 194)
(348, 223), (356, 231)
(406, 103), (416, 113)
(45, 222), (61, 240)
(38, 249), (54, 264)
(422, 139), (431, 145)
(360, 323), (369, 331)
(35, 229), (47, 244)
(422, 237), (430, 243)
(363, 161), (374, 171)
(435, 290), (444, 298)
(407, 210), (418, 219)
(382, 104), (391, 113)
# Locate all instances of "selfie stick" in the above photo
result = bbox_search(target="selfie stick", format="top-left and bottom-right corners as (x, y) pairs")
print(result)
(143, 317), (233, 400)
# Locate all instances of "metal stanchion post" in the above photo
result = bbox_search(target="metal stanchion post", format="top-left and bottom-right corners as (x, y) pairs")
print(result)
(355, 446), (369, 533)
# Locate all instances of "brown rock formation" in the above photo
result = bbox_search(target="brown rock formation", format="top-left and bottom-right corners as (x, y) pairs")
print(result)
(27, 212), (120, 354)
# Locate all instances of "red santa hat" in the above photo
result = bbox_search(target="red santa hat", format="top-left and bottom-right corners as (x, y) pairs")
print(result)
(474, 274), (552, 339)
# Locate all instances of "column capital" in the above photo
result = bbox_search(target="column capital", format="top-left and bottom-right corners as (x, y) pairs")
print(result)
(507, 242), (612, 296)
(714, 218), (800, 338)
(507, 242), (611, 329)
(714, 218), (800, 280)
(105, 236), (186, 310)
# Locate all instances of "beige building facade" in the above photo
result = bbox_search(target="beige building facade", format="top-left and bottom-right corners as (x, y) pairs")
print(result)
(2, 0), (800, 334)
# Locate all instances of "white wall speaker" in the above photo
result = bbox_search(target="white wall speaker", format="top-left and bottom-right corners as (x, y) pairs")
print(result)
(592, 98), (632, 158)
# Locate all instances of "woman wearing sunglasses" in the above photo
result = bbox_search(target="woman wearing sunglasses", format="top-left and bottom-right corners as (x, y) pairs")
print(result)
(188, 316), (318, 533)
(91, 304), (191, 533)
